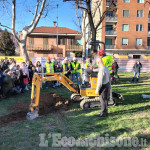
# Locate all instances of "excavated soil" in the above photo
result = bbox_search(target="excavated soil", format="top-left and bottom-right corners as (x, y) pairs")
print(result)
(0, 93), (70, 126)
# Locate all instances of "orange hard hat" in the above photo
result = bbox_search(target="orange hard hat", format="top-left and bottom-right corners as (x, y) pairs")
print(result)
(97, 49), (105, 56)
(47, 57), (50, 61)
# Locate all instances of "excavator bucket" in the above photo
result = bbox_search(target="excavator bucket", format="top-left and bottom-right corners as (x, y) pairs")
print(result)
(26, 73), (78, 120)
(26, 110), (39, 120)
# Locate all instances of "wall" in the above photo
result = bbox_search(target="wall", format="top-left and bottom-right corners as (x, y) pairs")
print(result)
(114, 59), (150, 72)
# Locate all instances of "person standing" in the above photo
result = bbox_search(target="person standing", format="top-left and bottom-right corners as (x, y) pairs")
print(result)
(71, 57), (80, 86)
(80, 57), (89, 84)
(62, 57), (71, 78)
(131, 61), (142, 83)
(45, 57), (55, 88)
(2, 59), (9, 73)
(36, 61), (43, 88)
(95, 58), (110, 117)
(113, 60), (119, 79)
(21, 62), (29, 90)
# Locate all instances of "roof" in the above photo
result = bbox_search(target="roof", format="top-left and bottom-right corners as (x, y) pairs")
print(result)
(32, 26), (80, 34)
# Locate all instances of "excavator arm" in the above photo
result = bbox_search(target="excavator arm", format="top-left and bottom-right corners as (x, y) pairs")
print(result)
(26, 73), (78, 120)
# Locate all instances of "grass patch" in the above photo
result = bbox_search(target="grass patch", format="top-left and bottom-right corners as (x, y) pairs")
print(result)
(0, 72), (150, 150)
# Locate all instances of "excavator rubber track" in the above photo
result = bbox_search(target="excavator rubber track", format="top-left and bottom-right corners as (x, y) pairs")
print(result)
(80, 97), (116, 110)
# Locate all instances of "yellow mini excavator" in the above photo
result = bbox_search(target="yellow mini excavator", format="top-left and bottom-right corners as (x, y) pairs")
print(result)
(26, 72), (124, 120)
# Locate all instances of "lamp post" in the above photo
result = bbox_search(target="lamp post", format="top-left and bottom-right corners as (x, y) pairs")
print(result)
(56, 4), (58, 57)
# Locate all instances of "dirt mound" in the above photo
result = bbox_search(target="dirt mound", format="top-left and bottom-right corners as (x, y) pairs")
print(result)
(0, 93), (70, 126)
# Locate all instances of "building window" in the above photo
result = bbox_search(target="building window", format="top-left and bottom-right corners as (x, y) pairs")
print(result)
(136, 38), (142, 45)
(137, 10), (144, 17)
(137, 0), (144, 3)
(122, 24), (129, 31)
(136, 24), (143, 31)
(123, 10), (129, 17)
(106, 25), (113, 31)
(58, 38), (63, 45)
(70, 39), (74, 45)
(123, 0), (130, 3)
(106, 39), (112, 45)
(43, 38), (48, 46)
(29, 37), (34, 46)
(122, 38), (128, 45)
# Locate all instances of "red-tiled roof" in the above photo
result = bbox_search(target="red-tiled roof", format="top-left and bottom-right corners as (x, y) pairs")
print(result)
(32, 26), (80, 34)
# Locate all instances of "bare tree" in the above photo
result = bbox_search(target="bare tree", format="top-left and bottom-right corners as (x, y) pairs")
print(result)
(73, 2), (91, 57)
(74, 0), (117, 49)
(0, 0), (48, 61)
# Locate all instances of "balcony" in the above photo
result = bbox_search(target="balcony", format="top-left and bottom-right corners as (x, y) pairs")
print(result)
(105, 45), (116, 49)
(148, 17), (150, 23)
(147, 46), (150, 50)
(26, 44), (52, 51)
(66, 45), (83, 52)
(105, 30), (117, 36)
(106, 16), (118, 22)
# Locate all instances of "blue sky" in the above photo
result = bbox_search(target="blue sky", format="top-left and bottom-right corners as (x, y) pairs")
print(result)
(0, 0), (81, 32)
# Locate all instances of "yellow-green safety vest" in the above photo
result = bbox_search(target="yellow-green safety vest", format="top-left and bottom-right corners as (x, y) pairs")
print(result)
(102, 56), (113, 74)
(62, 63), (70, 74)
(80, 63), (89, 75)
(71, 62), (80, 74)
(45, 62), (54, 73)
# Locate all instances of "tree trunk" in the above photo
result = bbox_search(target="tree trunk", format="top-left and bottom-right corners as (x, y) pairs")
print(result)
(91, 28), (97, 49)
(82, 40), (86, 57)
(91, 28), (96, 41)
(19, 42), (29, 62)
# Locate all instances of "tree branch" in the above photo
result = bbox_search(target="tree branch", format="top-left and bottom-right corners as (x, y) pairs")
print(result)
(2, 0), (11, 18)
(27, 0), (40, 29)
(95, 5), (117, 29)
(92, 0), (102, 18)
(28, 0), (46, 34)
(12, 0), (21, 43)
(0, 23), (12, 30)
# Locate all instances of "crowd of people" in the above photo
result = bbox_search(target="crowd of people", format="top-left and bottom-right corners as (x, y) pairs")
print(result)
(0, 54), (141, 100)
(0, 56), (90, 98)
(0, 58), (39, 98)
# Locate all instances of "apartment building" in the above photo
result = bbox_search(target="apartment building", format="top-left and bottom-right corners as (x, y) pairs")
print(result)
(25, 23), (82, 58)
(83, 0), (150, 59)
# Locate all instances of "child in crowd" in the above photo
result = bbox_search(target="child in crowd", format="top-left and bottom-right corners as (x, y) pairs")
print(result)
(21, 62), (29, 90)
(36, 61), (43, 88)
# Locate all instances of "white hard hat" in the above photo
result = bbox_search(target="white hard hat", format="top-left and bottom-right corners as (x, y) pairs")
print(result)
(73, 57), (77, 61)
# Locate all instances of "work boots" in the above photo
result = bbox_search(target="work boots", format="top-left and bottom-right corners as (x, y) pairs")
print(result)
(131, 77), (135, 83)
(136, 78), (139, 83)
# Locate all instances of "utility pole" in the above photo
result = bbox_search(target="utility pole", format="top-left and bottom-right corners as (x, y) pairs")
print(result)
(56, 4), (59, 57)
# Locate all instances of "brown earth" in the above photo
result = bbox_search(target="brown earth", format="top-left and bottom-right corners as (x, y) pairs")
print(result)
(0, 93), (70, 126)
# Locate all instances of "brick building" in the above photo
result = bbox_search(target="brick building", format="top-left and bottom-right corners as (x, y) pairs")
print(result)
(83, 0), (150, 59)
(25, 24), (82, 58)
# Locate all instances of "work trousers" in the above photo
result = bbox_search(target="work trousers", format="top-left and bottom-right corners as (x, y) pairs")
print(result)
(99, 82), (110, 115)
(84, 69), (93, 82)
(72, 72), (79, 85)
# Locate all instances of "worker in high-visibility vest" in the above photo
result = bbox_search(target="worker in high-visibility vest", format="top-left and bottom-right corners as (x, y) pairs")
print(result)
(45, 57), (55, 88)
(97, 49), (113, 75)
(62, 57), (71, 78)
(80, 57), (89, 84)
(71, 57), (80, 86)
